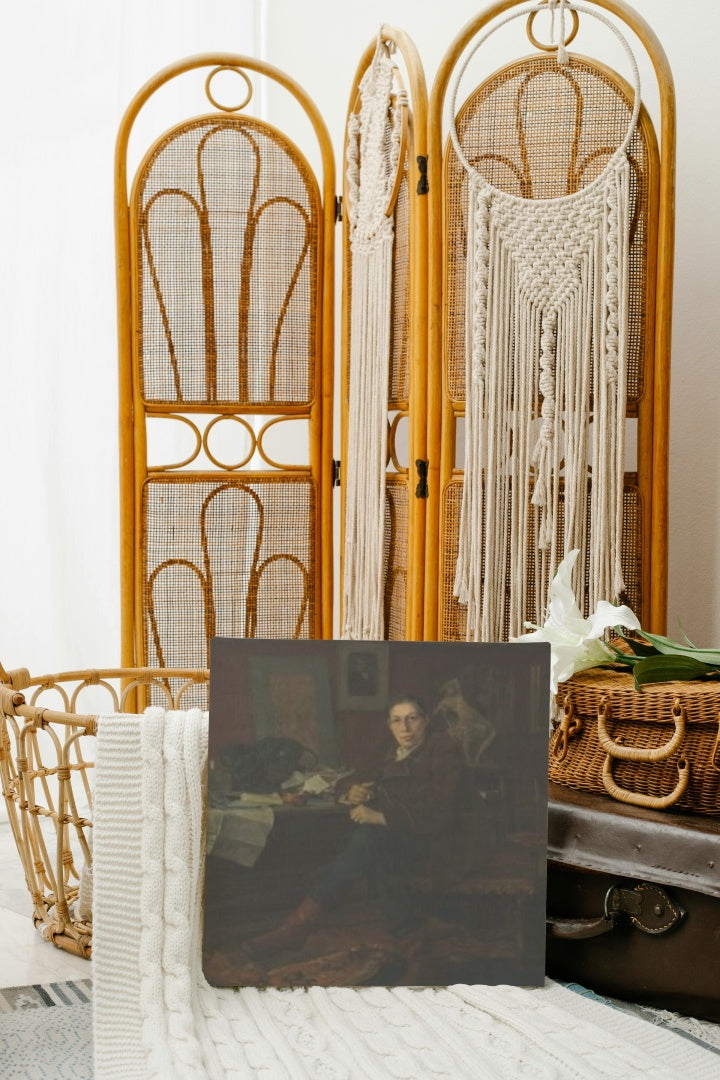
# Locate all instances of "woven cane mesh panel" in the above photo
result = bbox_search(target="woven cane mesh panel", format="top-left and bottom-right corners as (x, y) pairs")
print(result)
(439, 478), (642, 642)
(135, 116), (319, 406)
(143, 475), (315, 703)
(383, 476), (409, 639)
(445, 56), (650, 404)
(390, 167), (410, 404)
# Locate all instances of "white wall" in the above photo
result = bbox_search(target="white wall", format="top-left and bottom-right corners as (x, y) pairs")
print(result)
(0, 0), (263, 674)
(0, 0), (718, 678)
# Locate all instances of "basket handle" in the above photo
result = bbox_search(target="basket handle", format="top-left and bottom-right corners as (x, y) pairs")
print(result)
(601, 755), (690, 809)
(712, 720), (720, 774)
(550, 696), (583, 762)
(597, 698), (686, 762)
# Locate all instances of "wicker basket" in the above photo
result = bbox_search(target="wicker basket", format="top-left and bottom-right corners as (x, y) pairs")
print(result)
(550, 667), (720, 814)
(0, 662), (209, 957)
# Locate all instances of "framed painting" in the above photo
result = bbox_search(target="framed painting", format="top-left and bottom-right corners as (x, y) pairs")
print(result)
(204, 638), (550, 990)
(249, 654), (336, 764)
(335, 641), (389, 710)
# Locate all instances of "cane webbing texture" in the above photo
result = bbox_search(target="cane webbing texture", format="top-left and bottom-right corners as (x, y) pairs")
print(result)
(383, 476), (409, 640)
(445, 55), (650, 405)
(135, 116), (320, 407)
(390, 167), (410, 405)
(439, 478), (642, 642)
(142, 475), (316, 677)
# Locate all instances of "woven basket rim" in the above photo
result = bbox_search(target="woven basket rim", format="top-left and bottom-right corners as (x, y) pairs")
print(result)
(558, 666), (720, 725)
(560, 666), (720, 694)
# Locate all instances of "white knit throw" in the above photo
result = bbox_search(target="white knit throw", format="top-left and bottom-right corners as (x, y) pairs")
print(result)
(450, 2), (640, 640)
(342, 38), (404, 640)
(92, 709), (719, 1079)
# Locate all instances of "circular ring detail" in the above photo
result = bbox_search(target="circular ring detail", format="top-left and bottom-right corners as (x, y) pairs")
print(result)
(203, 415), (257, 470)
(205, 66), (253, 113)
(447, 3), (641, 206)
(527, 5), (580, 53)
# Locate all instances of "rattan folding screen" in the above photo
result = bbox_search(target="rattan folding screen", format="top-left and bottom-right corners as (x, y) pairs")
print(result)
(116, 2), (674, 664)
(116, 56), (335, 695)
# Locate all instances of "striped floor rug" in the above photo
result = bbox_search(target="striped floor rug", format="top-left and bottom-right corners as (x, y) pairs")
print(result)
(0, 978), (92, 1012)
(0, 979), (93, 1079)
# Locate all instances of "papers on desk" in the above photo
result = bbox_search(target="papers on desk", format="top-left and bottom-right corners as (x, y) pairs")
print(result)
(206, 804), (275, 868)
(281, 767), (354, 797)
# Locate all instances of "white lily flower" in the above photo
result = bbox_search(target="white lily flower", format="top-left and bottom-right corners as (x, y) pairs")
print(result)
(511, 549), (642, 695)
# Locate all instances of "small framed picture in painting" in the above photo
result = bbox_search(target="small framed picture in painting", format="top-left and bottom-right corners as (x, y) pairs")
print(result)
(335, 641), (389, 710)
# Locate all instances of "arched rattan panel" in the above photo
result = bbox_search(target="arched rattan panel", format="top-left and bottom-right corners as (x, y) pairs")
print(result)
(116, 56), (335, 697)
(426, 0), (674, 641)
(340, 27), (428, 640)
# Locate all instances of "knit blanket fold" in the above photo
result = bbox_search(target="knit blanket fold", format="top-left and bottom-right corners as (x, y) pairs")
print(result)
(92, 709), (717, 1079)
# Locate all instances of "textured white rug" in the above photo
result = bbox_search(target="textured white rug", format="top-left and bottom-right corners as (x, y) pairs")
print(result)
(92, 710), (719, 1079)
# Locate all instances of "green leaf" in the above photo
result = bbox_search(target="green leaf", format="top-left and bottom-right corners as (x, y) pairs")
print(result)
(603, 642), (639, 666)
(616, 634), (658, 658)
(636, 631), (720, 666)
(632, 654), (718, 690)
(676, 620), (696, 649)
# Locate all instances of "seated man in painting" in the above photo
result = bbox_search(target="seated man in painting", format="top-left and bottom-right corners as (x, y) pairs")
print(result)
(247, 693), (469, 956)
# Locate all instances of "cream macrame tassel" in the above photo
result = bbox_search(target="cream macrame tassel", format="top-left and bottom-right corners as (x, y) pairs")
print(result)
(450, 2), (640, 641)
(342, 39), (404, 640)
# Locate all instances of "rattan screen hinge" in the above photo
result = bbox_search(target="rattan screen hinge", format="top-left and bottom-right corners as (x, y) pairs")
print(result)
(416, 156), (428, 195)
(332, 459), (341, 487)
(335, 195), (343, 222)
(415, 459), (429, 498)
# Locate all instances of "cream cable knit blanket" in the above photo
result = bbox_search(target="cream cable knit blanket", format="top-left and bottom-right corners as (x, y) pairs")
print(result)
(92, 710), (717, 1079)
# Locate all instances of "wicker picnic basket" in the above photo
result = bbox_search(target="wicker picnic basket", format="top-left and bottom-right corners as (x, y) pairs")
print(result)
(550, 667), (720, 814)
(0, 661), (208, 958)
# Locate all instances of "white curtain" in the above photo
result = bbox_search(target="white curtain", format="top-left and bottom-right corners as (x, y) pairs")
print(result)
(0, 0), (263, 674)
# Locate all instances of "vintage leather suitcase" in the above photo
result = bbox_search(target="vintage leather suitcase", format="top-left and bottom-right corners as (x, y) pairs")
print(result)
(546, 782), (720, 1021)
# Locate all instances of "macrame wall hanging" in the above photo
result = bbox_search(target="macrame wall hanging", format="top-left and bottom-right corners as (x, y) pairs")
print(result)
(450, 0), (641, 641)
(342, 37), (407, 639)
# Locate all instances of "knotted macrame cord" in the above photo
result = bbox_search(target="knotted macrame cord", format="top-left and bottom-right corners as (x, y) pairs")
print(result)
(449, 2), (641, 640)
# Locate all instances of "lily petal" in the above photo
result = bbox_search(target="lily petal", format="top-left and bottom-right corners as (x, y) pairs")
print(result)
(586, 600), (641, 639)
(511, 549), (640, 696)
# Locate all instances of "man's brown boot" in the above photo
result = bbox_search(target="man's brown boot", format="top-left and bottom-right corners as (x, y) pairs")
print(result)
(246, 897), (323, 958)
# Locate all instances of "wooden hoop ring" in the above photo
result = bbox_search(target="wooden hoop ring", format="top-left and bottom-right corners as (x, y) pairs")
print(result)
(205, 66), (253, 112)
(527, 6), (580, 53)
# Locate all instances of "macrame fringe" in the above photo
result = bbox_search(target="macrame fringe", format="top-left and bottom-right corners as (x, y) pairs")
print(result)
(448, 1), (641, 643)
(453, 157), (633, 641)
(342, 40), (403, 640)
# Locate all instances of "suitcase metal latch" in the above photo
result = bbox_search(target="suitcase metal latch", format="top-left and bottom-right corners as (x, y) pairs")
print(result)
(604, 882), (685, 935)
(548, 882), (685, 940)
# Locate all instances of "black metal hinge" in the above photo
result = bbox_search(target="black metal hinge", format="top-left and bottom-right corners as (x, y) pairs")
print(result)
(332, 459), (341, 487)
(416, 156), (429, 195)
(415, 459), (429, 498)
(335, 195), (343, 222)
